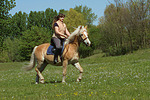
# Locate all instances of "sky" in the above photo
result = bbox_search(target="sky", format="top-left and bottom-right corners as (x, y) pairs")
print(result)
(9, 0), (114, 25)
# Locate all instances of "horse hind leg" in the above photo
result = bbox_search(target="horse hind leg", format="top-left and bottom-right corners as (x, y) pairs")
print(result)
(73, 62), (83, 82)
(35, 61), (47, 84)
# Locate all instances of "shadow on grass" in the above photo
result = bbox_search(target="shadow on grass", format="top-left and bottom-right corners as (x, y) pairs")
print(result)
(31, 81), (62, 84)
(49, 81), (62, 84)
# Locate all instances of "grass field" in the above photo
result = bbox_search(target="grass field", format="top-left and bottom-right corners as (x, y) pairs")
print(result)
(0, 49), (150, 100)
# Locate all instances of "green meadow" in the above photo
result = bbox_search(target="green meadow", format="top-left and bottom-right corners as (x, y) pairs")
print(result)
(0, 49), (150, 100)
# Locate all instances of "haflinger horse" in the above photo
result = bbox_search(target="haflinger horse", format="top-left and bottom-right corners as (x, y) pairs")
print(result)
(24, 25), (91, 84)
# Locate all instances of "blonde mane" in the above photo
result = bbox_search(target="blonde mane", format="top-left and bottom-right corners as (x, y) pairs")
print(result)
(65, 26), (82, 45)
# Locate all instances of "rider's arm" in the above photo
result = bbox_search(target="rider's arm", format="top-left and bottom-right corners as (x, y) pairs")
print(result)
(55, 26), (67, 38)
(65, 28), (70, 37)
(64, 24), (70, 37)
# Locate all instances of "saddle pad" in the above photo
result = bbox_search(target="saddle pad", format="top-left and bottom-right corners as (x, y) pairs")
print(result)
(47, 45), (54, 55)
(47, 43), (65, 55)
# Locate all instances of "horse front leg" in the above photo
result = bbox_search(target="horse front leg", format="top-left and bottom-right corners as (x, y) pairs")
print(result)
(73, 62), (83, 82)
(62, 59), (68, 83)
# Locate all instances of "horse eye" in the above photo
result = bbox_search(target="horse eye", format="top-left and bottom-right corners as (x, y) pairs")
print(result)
(80, 34), (83, 36)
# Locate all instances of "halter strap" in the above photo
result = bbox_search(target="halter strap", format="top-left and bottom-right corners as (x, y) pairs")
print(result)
(80, 30), (88, 41)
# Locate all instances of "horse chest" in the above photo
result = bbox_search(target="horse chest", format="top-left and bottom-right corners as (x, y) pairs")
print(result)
(70, 52), (79, 63)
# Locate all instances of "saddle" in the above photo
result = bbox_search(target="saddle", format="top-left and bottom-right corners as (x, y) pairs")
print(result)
(46, 45), (55, 55)
(46, 43), (64, 55)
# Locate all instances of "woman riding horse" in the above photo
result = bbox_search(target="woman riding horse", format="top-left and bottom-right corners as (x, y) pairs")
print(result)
(51, 14), (70, 64)
(25, 25), (91, 84)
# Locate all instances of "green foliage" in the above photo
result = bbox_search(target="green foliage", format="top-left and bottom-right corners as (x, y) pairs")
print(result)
(0, 51), (10, 62)
(64, 8), (87, 32)
(3, 38), (22, 62)
(27, 8), (57, 30)
(44, 8), (57, 31)
(59, 9), (68, 16)
(0, 0), (16, 18)
(98, 0), (150, 56)
(10, 11), (28, 38)
(74, 5), (97, 26)
(20, 26), (51, 60)
(88, 25), (101, 49)
(0, 0), (16, 48)
(79, 43), (93, 58)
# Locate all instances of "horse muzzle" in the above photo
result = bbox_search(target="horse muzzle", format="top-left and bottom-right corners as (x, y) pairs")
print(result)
(84, 39), (91, 47)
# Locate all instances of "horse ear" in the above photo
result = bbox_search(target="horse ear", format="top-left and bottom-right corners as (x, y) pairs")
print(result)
(80, 26), (82, 29)
(72, 27), (77, 30)
(85, 25), (87, 29)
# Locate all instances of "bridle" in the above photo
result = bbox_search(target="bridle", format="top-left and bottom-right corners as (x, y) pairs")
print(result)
(79, 30), (89, 42)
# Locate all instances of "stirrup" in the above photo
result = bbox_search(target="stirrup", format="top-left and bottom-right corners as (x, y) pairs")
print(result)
(54, 59), (58, 64)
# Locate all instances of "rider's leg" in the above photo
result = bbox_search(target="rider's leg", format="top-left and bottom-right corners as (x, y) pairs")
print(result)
(52, 37), (62, 64)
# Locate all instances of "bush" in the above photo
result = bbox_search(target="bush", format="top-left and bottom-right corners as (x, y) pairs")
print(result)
(3, 38), (23, 62)
(104, 45), (131, 56)
(79, 43), (93, 58)
(0, 50), (10, 62)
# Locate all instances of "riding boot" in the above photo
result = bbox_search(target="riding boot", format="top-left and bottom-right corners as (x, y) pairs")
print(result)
(54, 49), (59, 64)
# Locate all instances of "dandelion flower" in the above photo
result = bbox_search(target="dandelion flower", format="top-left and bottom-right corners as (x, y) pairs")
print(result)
(74, 92), (78, 95)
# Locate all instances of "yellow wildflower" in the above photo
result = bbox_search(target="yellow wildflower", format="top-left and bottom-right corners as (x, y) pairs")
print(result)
(56, 94), (60, 97)
(74, 92), (78, 95)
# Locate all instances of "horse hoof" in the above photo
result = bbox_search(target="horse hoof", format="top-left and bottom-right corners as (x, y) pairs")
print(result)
(35, 82), (39, 84)
(40, 79), (44, 84)
(77, 78), (81, 82)
(62, 81), (66, 83)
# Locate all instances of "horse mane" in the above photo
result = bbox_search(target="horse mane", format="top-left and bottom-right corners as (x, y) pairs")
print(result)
(65, 26), (82, 45)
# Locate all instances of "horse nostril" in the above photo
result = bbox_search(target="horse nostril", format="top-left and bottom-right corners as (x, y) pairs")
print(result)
(87, 43), (89, 46)
(87, 43), (91, 47)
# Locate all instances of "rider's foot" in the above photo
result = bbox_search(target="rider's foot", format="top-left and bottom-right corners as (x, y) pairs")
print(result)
(54, 59), (58, 64)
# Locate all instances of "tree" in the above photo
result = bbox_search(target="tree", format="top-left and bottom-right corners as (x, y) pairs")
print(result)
(44, 8), (57, 32)
(20, 26), (51, 60)
(3, 37), (22, 62)
(74, 5), (97, 26)
(59, 9), (68, 16)
(10, 11), (28, 38)
(0, 0), (16, 19)
(27, 8), (57, 32)
(27, 11), (36, 29)
(0, 0), (16, 50)
(64, 8), (87, 32)
(98, 0), (150, 56)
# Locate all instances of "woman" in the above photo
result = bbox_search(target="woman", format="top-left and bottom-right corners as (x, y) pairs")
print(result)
(51, 13), (70, 64)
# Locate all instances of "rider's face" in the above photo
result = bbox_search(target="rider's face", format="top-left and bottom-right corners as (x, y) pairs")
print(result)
(59, 17), (64, 22)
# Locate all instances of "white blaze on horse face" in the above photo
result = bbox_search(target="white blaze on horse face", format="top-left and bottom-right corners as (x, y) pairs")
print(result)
(83, 31), (91, 46)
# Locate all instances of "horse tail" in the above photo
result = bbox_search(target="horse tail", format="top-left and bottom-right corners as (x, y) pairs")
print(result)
(24, 46), (38, 71)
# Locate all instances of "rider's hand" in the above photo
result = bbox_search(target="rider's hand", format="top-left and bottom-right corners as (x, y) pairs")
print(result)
(63, 35), (68, 38)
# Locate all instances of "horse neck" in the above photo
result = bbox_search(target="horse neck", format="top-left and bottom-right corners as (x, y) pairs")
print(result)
(71, 35), (80, 49)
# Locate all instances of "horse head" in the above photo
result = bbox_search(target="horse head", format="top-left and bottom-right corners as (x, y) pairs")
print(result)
(78, 25), (91, 46)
